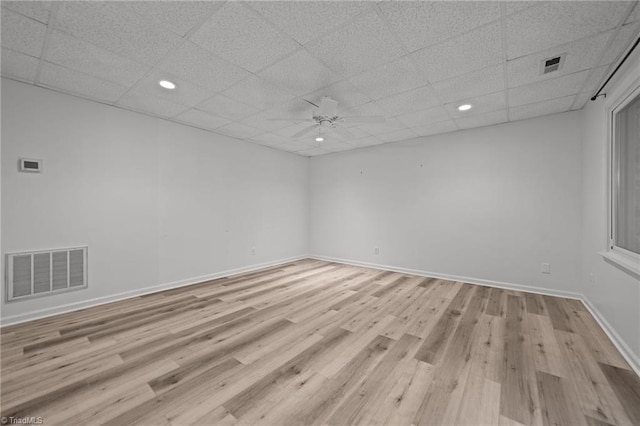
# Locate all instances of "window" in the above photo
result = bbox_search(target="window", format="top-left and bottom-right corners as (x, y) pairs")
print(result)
(608, 83), (640, 274)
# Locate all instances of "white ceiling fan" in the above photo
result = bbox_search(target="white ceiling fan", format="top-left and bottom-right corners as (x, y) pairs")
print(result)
(270, 96), (385, 140)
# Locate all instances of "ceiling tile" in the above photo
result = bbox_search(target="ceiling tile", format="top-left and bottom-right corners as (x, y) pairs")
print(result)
(269, 97), (318, 120)
(395, 106), (451, 127)
(117, 92), (188, 118)
(190, 2), (299, 73)
(336, 126), (371, 140)
(216, 122), (263, 140)
(271, 140), (309, 152)
(508, 70), (590, 107)
(128, 70), (216, 108)
(350, 100), (387, 117)
(379, 1), (500, 52)
(359, 117), (408, 135)
(258, 49), (342, 96)
(506, 1), (630, 59)
(239, 111), (296, 133)
(55, 2), (182, 66)
(571, 91), (592, 110)
(1, 8), (46, 57)
(39, 62), (128, 103)
(322, 142), (358, 153)
(196, 94), (260, 121)
(119, 1), (223, 37)
(159, 42), (251, 93)
(583, 65), (610, 93)
(1, 48), (38, 83)
(377, 128), (418, 143)
(174, 108), (232, 130)
(601, 22), (640, 65)
(223, 75), (296, 111)
(348, 56), (425, 100)
(374, 86), (442, 116)
(456, 109), (508, 130)
(272, 122), (317, 139)
(305, 80), (372, 113)
(411, 120), (458, 137)
(250, 132), (290, 147)
(305, 10), (405, 77)
(2, 1), (51, 24)
(349, 136), (384, 148)
(505, 1), (536, 17)
(412, 22), (503, 83)
(507, 31), (610, 89)
(247, 1), (372, 45)
(509, 95), (575, 121)
(446, 91), (506, 118)
(45, 31), (148, 87)
(432, 64), (504, 103)
(626, 2), (640, 23)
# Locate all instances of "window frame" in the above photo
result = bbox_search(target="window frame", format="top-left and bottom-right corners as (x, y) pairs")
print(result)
(604, 80), (640, 277)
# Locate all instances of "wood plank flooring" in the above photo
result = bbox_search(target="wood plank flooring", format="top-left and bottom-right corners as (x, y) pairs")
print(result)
(1, 259), (639, 425)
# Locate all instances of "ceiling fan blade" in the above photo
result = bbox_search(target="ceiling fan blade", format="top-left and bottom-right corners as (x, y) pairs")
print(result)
(331, 124), (355, 140)
(339, 115), (386, 123)
(319, 97), (338, 116)
(304, 99), (320, 108)
(292, 124), (319, 139)
(267, 118), (314, 122)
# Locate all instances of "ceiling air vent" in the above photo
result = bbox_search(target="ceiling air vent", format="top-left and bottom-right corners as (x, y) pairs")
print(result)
(541, 54), (566, 75)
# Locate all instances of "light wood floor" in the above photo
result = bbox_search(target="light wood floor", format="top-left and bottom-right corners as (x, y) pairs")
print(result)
(1, 259), (639, 425)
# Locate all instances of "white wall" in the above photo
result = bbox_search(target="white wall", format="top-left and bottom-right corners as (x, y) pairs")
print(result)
(309, 112), (584, 296)
(580, 48), (640, 361)
(1, 79), (308, 323)
(3, 65), (639, 369)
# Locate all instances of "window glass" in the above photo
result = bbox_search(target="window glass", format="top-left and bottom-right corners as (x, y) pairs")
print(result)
(614, 92), (640, 255)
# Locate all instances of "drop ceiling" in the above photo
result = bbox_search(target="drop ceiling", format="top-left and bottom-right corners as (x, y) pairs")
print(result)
(2, 1), (639, 157)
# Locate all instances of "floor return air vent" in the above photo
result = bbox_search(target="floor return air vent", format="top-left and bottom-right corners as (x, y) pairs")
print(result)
(5, 246), (87, 302)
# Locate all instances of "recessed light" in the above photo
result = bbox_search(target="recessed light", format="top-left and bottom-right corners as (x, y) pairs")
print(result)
(159, 80), (176, 90)
(315, 136), (324, 142)
(458, 104), (472, 111)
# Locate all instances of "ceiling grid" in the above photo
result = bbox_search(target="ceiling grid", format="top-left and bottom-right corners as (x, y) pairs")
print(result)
(1, 0), (639, 156)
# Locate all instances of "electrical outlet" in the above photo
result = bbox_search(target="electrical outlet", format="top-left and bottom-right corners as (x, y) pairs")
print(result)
(251, 247), (256, 255)
(541, 263), (551, 274)
(374, 247), (379, 255)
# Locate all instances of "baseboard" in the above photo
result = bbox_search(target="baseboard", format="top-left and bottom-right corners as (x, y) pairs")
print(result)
(310, 254), (582, 299)
(310, 253), (640, 377)
(0, 254), (307, 327)
(580, 298), (640, 376)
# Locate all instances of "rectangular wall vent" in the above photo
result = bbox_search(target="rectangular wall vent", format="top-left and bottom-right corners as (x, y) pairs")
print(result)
(541, 54), (566, 75)
(5, 246), (87, 302)
(19, 158), (42, 173)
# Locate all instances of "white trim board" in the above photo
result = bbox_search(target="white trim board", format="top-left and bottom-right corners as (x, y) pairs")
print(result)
(581, 297), (640, 377)
(0, 255), (307, 327)
(310, 254), (582, 300)
(309, 254), (640, 376)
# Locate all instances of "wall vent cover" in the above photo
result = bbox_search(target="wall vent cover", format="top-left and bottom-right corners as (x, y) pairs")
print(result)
(5, 246), (87, 302)
(541, 54), (566, 75)
(19, 158), (42, 173)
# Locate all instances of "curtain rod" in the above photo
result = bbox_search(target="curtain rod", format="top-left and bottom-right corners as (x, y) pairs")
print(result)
(591, 36), (640, 101)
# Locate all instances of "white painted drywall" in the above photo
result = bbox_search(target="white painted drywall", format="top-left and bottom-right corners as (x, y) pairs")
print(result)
(1, 79), (308, 322)
(309, 112), (584, 295)
(580, 47), (640, 359)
